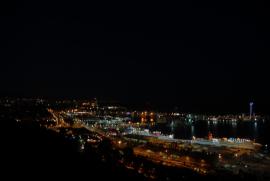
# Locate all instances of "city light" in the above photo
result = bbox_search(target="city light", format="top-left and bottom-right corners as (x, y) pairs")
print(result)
(7, 97), (269, 180)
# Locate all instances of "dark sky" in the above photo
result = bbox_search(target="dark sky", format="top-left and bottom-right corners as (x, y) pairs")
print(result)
(1, 1), (270, 113)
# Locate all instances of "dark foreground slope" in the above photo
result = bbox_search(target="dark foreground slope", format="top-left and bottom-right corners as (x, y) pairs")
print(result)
(0, 120), (147, 181)
(1, 120), (262, 181)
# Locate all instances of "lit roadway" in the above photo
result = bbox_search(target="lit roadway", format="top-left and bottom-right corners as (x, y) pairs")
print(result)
(49, 111), (259, 175)
(48, 111), (210, 174)
(48, 109), (69, 128)
(133, 146), (209, 174)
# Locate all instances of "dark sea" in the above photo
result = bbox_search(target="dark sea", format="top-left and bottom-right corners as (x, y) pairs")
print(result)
(149, 119), (270, 145)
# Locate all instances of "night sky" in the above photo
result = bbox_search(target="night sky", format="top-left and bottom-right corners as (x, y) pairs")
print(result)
(1, 1), (270, 113)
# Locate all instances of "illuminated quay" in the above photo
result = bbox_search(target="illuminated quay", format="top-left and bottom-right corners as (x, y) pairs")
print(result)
(44, 101), (269, 178)
(2, 98), (269, 180)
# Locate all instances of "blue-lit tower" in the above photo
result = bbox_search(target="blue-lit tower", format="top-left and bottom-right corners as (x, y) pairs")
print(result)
(249, 102), (254, 120)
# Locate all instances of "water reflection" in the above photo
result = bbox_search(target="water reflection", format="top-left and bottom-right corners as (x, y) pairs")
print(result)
(150, 119), (269, 144)
(253, 121), (258, 139)
(232, 121), (237, 128)
(191, 125), (195, 137)
(170, 121), (175, 132)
